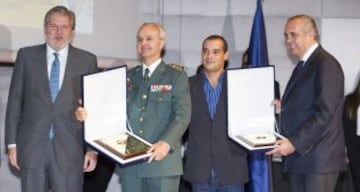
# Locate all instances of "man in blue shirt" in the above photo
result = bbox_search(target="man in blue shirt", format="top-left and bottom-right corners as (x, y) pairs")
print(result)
(183, 35), (249, 192)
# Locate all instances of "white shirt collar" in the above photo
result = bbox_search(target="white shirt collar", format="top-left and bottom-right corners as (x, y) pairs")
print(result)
(142, 58), (161, 77)
(301, 43), (319, 63)
(46, 44), (69, 59)
(46, 45), (69, 88)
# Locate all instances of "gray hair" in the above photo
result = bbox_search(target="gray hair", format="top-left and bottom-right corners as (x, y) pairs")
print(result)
(287, 15), (319, 41)
(44, 5), (76, 30)
(138, 22), (166, 40)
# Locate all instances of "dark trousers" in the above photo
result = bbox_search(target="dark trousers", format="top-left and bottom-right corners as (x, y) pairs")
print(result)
(21, 141), (83, 192)
(288, 172), (339, 192)
(83, 155), (116, 192)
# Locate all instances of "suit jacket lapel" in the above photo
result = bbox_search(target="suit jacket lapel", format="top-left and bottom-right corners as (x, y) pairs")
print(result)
(34, 44), (52, 103)
(283, 67), (305, 100)
(56, 45), (80, 104)
(212, 73), (226, 121)
(283, 47), (321, 101)
(193, 73), (209, 115)
(57, 46), (80, 103)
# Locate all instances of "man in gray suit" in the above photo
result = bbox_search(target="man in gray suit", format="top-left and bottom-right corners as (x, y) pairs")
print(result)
(5, 6), (97, 192)
(266, 15), (347, 192)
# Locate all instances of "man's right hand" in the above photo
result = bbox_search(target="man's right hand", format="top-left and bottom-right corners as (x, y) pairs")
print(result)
(271, 99), (282, 114)
(8, 147), (20, 170)
(75, 99), (87, 122)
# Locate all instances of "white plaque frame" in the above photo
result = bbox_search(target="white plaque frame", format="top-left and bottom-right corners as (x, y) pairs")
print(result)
(227, 66), (285, 150)
(82, 66), (152, 164)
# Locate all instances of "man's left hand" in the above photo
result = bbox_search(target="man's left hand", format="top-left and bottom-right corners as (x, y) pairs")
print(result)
(266, 139), (295, 156)
(83, 151), (97, 172)
(147, 141), (170, 163)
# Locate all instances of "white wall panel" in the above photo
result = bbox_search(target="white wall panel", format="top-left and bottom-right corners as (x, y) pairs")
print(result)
(322, 18), (360, 94)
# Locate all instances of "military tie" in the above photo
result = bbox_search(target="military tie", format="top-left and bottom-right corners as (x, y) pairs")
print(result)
(49, 52), (60, 139)
(144, 68), (150, 83)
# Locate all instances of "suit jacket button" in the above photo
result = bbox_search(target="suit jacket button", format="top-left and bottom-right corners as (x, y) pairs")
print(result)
(142, 94), (147, 99)
(139, 130), (144, 134)
(139, 117), (144, 122)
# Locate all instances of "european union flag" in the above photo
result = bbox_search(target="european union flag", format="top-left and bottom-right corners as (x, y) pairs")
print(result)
(247, 0), (272, 192)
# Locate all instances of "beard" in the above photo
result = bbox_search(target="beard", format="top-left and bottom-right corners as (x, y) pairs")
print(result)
(46, 35), (72, 51)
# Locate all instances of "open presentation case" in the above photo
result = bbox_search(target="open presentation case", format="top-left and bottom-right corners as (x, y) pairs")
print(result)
(227, 66), (285, 150)
(82, 66), (152, 164)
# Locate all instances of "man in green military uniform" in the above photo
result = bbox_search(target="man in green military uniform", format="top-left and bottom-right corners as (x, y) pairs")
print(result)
(122, 22), (191, 192)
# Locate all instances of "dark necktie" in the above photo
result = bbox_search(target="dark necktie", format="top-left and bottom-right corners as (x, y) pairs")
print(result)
(289, 60), (305, 81)
(49, 52), (60, 139)
(293, 60), (304, 75)
(283, 60), (305, 100)
(144, 68), (150, 83)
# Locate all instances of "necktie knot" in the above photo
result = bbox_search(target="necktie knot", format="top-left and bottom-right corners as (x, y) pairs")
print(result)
(144, 68), (150, 82)
(297, 60), (304, 66)
(293, 60), (304, 73)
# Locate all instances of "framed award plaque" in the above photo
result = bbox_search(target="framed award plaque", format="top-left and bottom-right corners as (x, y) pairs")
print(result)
(227, 66), (285, 150)
(82, 66), (152, 164)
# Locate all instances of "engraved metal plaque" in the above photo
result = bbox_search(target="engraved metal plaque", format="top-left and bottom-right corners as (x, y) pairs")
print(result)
(95, 133), (151, 160)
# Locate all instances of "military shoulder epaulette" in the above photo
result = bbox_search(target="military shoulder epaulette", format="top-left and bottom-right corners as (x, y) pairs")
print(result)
(131, 65), (142, 71)
(168, 63), (184, 71)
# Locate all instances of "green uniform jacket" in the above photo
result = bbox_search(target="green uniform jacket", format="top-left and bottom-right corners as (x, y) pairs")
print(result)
(123, 61), (191, 177)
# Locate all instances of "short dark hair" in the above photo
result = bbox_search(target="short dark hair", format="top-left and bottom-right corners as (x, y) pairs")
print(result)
(202, 34), (228, 53)
(44, 5), (76, 30)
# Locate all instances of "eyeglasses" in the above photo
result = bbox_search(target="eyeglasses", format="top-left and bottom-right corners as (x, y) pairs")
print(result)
(47, 24), (72, 31)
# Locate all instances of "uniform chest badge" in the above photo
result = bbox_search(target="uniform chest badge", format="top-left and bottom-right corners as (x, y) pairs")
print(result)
(150, 85), (172, 92)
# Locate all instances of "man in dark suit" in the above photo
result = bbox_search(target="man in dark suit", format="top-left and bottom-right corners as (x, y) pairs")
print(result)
(5, 6), (98, 192)
(183, 35), (248, 192)
(121, 23), (191, 192)
(266, 15), (347, 192)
